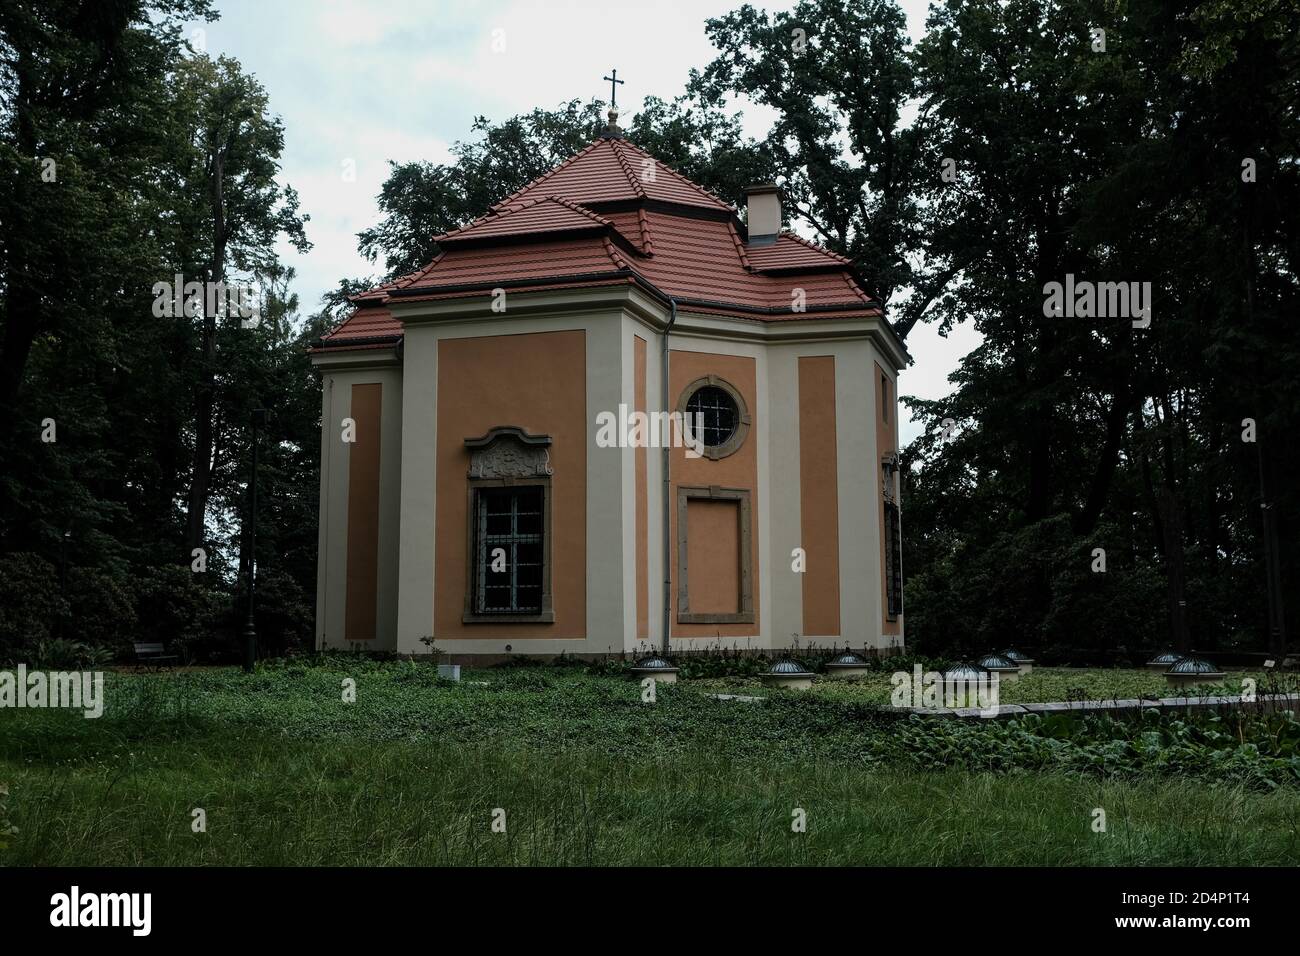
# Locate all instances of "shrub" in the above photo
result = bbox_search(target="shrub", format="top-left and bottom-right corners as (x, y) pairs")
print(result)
(250, 566), (313, 658)
(0, 553), (66, 663)
(0, 782), (14, 852)
(66, 564), (137, 652)
(131, 565), (226, 663)
(28, 638), (114, 670)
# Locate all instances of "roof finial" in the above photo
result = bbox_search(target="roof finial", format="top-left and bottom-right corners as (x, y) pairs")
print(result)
(601, 68), (625, 139)
(603, 68), (625, 108)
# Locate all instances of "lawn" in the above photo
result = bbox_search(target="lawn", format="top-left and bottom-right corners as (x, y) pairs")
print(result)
(2, 660), (1299, 866)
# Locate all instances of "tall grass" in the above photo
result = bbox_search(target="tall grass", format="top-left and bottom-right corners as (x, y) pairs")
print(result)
(6, 735), (1300, 866)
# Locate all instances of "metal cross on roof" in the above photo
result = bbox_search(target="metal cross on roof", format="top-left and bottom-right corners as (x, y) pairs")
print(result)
(603, 69), (625, 107)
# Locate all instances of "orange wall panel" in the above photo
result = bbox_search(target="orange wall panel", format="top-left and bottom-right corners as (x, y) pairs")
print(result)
(798, 356), (841, 637)
(435, 331), (587, 639)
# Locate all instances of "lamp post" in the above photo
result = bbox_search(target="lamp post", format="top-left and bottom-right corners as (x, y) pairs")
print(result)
(1258, 434), (1287, 658)
(242, 407), (269, 672)
(59, 529), (70, 641)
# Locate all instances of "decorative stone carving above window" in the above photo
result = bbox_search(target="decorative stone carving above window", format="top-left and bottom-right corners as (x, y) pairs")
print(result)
(881, 453), (899, 504)
(464, 426), (553, 479)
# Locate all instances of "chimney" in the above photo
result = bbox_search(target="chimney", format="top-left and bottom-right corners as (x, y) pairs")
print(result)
(744, 184), (782, 244)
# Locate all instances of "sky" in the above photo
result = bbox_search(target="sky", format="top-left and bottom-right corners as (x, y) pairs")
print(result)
(190, 0), (978, 444)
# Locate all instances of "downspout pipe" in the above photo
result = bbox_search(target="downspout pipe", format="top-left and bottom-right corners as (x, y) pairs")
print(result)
(661, 297), (677, 655)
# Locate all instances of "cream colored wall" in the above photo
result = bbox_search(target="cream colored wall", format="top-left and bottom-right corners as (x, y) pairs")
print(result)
(663, 330), (769, 650)
(834, 340), (886, 649)
(314, 381), (332, 650)
(315, 284), (907, 658)
(766, 341), (883, 649)
(630, 311), (666, 653)
(395, 329), (437, 654)
(869, 342), (905, 649)
(609, 298), (906, 654)
(586, 315), (627, 654)
(314, 361), (403, 652)
(619, 315), (642, 650)
(773, 338), (903, 651)
(391, 305), (631, 656)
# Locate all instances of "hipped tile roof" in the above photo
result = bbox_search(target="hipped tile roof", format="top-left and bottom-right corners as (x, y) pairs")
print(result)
(316, 134), (881, 351)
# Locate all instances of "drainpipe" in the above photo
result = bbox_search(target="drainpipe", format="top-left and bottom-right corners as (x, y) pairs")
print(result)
(661, 297), (677, 655)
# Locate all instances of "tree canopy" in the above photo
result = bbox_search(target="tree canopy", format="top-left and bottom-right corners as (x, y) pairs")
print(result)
(0, 0), (1294, 665)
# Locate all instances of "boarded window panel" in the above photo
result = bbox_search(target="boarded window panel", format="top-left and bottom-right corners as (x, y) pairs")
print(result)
(686, 498), (741, 615)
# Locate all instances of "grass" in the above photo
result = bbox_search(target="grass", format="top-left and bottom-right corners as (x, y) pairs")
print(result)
(2, 662), (1299, 865)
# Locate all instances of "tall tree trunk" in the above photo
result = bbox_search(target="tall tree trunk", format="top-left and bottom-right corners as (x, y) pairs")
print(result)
(1139, 445), (1165, 558)
(184, 145), (226, 558)
(1073, 386), (1130, 536)
(1204, 417), (1223, 567)
(0, 54), (41, 418)
(1025, 309), (1052, 523)
(1258, 438), (1288, 657)
(1027, 207), (1063, 523)
(0, 57), (43, 546)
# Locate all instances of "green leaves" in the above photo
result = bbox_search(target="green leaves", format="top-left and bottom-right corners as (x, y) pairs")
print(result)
(356, 99), (606, 279)
(693, 0), (920, 306)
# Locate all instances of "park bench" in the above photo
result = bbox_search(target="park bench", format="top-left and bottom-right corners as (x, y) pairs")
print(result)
(132, 641), (179, 670)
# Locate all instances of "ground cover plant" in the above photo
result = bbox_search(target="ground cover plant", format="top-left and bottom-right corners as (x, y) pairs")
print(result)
(2, 661), (1298, 865)
(691, 666), (1295, 707)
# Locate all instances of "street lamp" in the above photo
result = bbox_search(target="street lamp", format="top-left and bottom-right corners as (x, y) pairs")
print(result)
(241, 407), (270, 672)
(59, 529), (70, 641)
(1257, 434), (1287, 658)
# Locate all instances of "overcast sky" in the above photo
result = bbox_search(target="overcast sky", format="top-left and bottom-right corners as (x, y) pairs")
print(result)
(190, 0), (978, 444)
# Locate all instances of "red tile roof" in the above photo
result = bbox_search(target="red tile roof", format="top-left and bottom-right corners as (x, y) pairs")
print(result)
(491, 138), (733, 213)
(319, 302), (401, 343)
(408, 235), (624, 288)
(315, 133), (881, 352)
(435, 195), (611, 244)
(745, 231), (854, 271)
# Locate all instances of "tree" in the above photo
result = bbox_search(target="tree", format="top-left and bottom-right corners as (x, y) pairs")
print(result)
(356, 99), (606, 280)
(691, 0), (922, 311)
(169, 54), (309, 559)
(901, 0), (1299, 655)
(0, 4), (318, 663)
(0, 0), (212, 556)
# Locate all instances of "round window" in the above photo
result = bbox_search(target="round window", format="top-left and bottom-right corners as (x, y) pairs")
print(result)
(685, 385), (739, 449)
